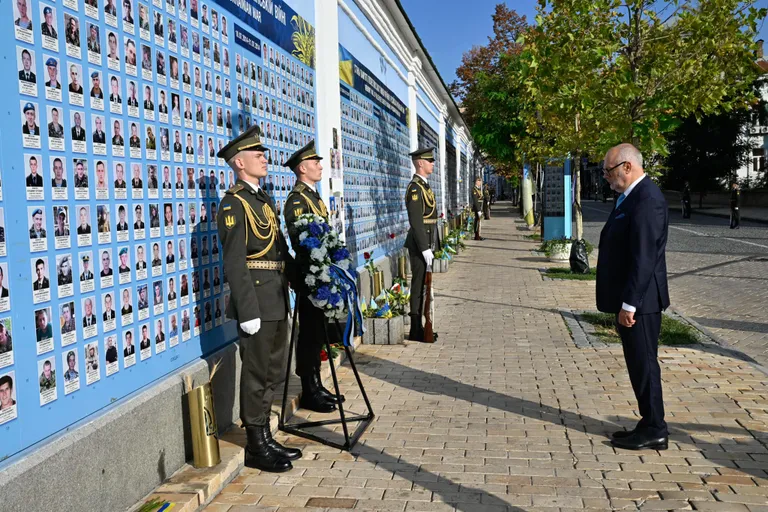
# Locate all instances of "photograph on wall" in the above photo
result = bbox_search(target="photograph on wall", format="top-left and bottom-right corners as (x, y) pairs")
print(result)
(76, 204), (93, 247)
(120, 286), (134, 326)
(79, 250), (95, 293)
(0, 371), (18, 425)
(154, 317), (165, 354)
(46, 104), (65, 152)
(31, 257), (51, 304)
(102, 291), (116, 332)
(0, 317), (12, 369)
(152, 279), (164, 316)
(53, 206), (71, 250)
(114, 162), (127, 198)
(35, 307), (54, 355)
(138, 323), (151, 360)
(168, 312), (178, 347)
(167, 275), (177, 311)
(25, 153), (44, 200)
(62, 349), (80, 395)
(90, 69), (105, 111)
(60, 300), (76, 346)
(95, 159), (109, 199)
(28, 206), (49, 252)
(151, 241), (162, 276)
(97, 204), (111, 244)
(39, 3), (59, 51)
(51, 156), (68, 200)
(38, 358), (57, 406)
(104, 334), (118, 376)
(64, 13), (81, 59)
(74, 158), (90, 200)
(137, 283), (148, 320)
(14, 0), (35, 43)
(87, 22), (102, 65)
(181, 308), (190, 341)
(81, 296), (98, 339)
(123, 328), (136, 368)
(180, 273), (189, 305)
(99, 248), (114, 288)
(116, 205), (130, 242)
(84, 341), (100, 385)
(55, 253), (74, 298)
(134, 243), (147, 280)
(117, 246), (131, 284)
(17, 47), (38, 97)
(68, 63), (85, 107)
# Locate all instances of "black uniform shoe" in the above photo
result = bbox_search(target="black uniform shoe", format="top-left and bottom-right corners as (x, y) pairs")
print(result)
(611, 429), (635, 439)
(263, 426), (303, 460)
(408, 314), (424, 341)
(299, 375), (337, 413)
(611, 432), (668, 451)
(312, 370), (345, 404)
(474, 235), (485, 241)
(244, 426), (293, 472)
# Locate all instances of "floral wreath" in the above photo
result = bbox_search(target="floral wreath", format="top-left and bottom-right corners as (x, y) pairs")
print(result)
(294, 213), (357, 320)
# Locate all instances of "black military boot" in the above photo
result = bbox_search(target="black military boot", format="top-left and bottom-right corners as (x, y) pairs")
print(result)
(299, 375), (336, 413)
(244, 426), (292, 472)
(263, 426), (303, 460)
(312, 369), (345, 404)
(408, 314), (423, 341)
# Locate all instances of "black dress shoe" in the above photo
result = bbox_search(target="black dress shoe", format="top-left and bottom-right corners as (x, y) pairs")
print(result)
(312, 371), (345, 404)
(611, 432), (668, 451)
(263, 427), (303, 461)
(611, 429), (635, 439)
(244, 426), (293, 472)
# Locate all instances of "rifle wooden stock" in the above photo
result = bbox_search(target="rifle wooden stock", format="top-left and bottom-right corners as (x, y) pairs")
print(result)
(423, 270), (435, 343)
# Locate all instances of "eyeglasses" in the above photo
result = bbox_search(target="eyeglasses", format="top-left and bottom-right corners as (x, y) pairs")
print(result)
(602, 161), (627, 175)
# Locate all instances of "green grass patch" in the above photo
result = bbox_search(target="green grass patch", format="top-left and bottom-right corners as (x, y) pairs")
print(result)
(524, 233), (542, 241)
(579, 312), (699, 346)
(545, 268), (597, 280)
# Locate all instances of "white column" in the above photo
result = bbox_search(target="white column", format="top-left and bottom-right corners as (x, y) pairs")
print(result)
(456, 127), (465, 206)
(437, 106), (447, 218)
(314, 0), (341, 208)
(407, 59), (420, 155)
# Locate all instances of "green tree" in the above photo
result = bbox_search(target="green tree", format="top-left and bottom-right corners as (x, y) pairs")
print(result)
(519, 0), (766, 238)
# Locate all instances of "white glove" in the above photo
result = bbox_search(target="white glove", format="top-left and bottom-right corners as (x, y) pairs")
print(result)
(421, 249), (434, 269)
(240, 318), (261, 335)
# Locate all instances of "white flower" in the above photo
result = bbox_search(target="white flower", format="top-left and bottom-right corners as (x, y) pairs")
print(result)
(319, 269), (331, 282)
(331, 286), (338, 293)
(309, 265), (320, 274)
(336, 259), (350, 271)
(299, 231), (308, 242)
(310, 247), (327, 261)
(305, 275), (316, 287)
(310, 297), (328, 308)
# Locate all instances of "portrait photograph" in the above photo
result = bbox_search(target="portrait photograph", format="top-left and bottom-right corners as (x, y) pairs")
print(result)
(62, 349), (80, 395)
(104, 334), (119, 376)
(21, 100), (41, 148)
(38, 358), (57, 405)
(39, 3), (59, 51)
(84, 341), (100, 385)
(123, 328), (136, 367)
(17, 46), (38, 97)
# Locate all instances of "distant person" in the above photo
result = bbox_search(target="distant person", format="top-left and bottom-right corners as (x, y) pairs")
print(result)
(730, 182), (740, 229)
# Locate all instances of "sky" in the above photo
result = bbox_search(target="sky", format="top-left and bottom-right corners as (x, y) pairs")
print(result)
(400, 0), (768, 91)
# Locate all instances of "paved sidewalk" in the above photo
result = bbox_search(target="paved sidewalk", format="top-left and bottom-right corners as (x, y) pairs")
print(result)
(205, 202), (768, 512)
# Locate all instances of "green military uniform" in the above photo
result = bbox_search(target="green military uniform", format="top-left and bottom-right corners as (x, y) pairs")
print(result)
(283, 141), (339, 413)
(483, 184), (491, 220)
(216, 126), (295, 429)
(404, 147), (438, 342)
(39, 369), (55, 391)
(472, 183), (484, 240)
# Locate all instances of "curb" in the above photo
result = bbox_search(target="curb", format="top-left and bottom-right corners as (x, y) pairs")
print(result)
(129, 336), (362, 512)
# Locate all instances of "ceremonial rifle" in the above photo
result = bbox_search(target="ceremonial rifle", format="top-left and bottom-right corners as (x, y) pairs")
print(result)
(423, 267), (435, 343)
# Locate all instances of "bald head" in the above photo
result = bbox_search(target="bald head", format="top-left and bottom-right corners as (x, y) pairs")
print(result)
(603, 143), (644, 194)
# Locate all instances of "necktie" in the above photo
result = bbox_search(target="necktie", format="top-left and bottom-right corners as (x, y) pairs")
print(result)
(616, 193), (626, 209)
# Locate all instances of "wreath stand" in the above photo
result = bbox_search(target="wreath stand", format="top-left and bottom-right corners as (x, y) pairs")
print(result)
(278, 301), (375, 451)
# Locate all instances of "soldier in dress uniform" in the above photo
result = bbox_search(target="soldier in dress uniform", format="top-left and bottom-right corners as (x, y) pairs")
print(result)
(472, 178), (485, 241)
(405, 146), (438, 342)
(283, 140), (340, 414)
(217, 125), (302, 473)
(483, 183), (491, 220)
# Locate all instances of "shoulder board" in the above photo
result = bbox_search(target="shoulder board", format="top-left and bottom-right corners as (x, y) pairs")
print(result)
(226, 184), (244, 195)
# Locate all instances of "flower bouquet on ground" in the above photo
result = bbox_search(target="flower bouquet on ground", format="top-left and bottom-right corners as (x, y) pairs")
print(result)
(293, 213), (361, 325)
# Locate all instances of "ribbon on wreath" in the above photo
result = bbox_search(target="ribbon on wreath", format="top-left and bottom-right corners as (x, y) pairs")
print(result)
(329, 263), (365, 346)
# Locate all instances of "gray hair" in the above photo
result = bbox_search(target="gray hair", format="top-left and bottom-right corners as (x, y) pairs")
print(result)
(613, 143), (643, 169)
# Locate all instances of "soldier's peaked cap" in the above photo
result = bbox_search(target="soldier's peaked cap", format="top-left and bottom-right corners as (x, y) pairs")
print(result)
(409, 146), (436, 162)
(285, 139), (322, 170)
(216, 124), (267, 161)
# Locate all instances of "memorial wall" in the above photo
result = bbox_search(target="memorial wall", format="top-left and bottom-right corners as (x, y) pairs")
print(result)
(0, 0), (474, 472)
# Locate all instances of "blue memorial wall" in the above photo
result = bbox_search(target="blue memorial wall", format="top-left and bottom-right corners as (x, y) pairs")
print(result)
(0, 0), (317, 463)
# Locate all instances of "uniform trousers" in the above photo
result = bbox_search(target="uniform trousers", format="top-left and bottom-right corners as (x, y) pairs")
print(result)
(408, 246), (427, 319)
(616, 312), (668, 437)
(296, 292), (326, 378)
(483, 203), (490, 220)
(474, 212), (481, 237)
(238, 319), (288, 426)
(730, 206), (740, 228)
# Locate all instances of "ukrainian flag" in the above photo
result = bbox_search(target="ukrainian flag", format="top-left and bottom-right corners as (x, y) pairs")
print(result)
(339, 46), (355, 87)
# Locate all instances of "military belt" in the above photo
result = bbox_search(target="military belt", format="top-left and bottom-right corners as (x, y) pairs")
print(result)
(423, 219), (437, 224)
(246, 260), (285, 271)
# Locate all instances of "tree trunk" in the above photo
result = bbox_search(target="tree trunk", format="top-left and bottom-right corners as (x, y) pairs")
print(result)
(574, 156), (583, 240)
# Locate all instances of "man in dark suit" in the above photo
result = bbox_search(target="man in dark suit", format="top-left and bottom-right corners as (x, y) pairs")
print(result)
(596, 143), (670, 451)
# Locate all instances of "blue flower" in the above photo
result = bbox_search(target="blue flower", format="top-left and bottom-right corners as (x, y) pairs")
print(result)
(300, 236), (321, 249)
(329, 293), (342, 306)
(309, 223), (323, 237)
(316, 286), (331, 301)
(322, 223), (331, 233)
(332, 249), (350, 262)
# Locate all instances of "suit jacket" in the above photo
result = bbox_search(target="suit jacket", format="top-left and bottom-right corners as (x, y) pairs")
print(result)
(217, 180), (295, 323)
(71, 126), (86, 141)
(19, 70), (36, 82)
(83, 314), (97, 327)
(596, 177), (670, 315)
(93, 130), (106, 143)
(404, 176), (437, 253)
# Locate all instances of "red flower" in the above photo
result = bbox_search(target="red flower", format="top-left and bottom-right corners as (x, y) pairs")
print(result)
(440, 213), (445, 219)
(320, 349), (328, 361)
(389, 233), (395, 239)
(364, 252), (371, 260)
